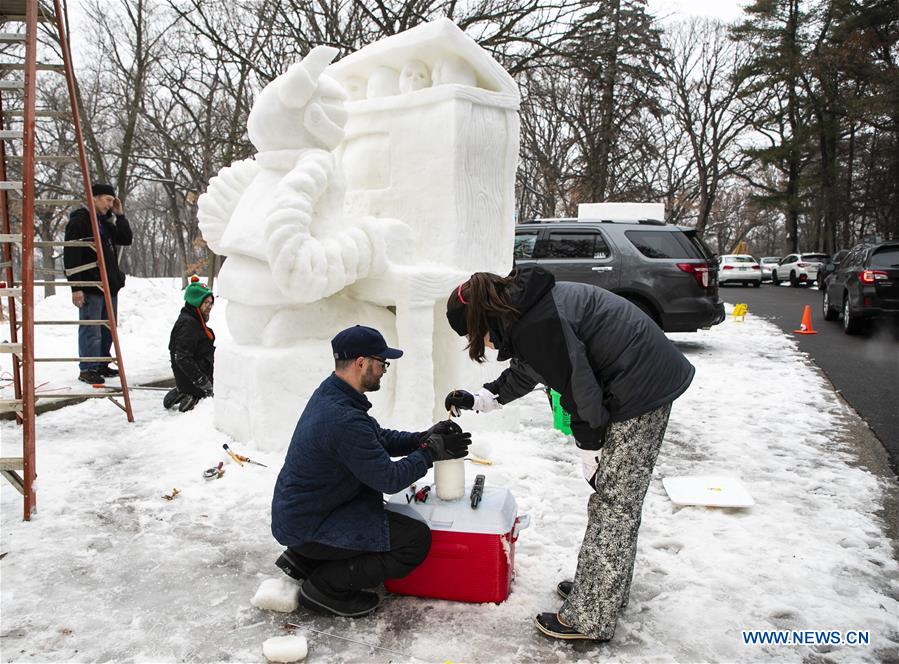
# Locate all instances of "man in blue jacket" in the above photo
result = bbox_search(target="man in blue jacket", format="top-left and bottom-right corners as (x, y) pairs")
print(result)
(271, 325), (471, 618)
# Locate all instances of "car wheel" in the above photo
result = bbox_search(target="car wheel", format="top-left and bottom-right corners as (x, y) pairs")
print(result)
(822, 288), (839, 321)
(789, 271), (799, 287)
(843, 295), (865, 334)
(752, 280), (761, 288)
(771, 270), (780, 285)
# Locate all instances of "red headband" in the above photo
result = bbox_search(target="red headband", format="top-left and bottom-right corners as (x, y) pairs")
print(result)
(456, 283), (468, 305)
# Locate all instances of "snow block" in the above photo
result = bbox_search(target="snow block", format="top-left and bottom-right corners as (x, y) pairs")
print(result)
(263, 635), (308, 662)
(251, 577), (300, 613)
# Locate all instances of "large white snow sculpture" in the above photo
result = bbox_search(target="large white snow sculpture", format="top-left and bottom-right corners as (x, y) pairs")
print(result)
(198, 19), (520, 449)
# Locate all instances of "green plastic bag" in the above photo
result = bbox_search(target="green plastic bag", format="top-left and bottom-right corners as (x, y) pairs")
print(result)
(549, 389), (572, 436)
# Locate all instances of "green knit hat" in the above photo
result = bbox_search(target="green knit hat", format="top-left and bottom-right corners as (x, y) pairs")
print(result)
(184, 276), (213, 308)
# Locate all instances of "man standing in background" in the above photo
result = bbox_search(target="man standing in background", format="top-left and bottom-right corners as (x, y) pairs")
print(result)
(64, 183), (132, 384)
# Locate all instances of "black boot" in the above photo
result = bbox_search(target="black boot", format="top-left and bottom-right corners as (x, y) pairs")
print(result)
(534, 613), (603, 641)
(79, 370), (104, 385)
(299, 579), (380, 618)
(162, 388), (182, 409)
(556, 580), (573, 599)
(275, 549), (317, 581)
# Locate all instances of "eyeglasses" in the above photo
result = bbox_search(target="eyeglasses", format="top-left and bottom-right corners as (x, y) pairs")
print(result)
(366, 356), (390, 369)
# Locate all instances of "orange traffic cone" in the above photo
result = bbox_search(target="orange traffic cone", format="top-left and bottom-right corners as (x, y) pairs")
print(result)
(793, 304), (817, 334)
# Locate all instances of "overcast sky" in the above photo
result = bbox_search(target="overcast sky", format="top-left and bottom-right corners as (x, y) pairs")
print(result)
(68, 0), (748, 35)
(648, 0), (747, 22)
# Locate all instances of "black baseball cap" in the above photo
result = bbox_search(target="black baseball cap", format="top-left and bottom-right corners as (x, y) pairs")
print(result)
(331, 325), (403, 360)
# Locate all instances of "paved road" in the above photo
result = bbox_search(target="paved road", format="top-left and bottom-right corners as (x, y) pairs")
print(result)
(718, 282), (899, 474)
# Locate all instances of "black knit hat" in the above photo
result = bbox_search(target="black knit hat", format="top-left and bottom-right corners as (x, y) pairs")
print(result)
(91, 182), (116, 197)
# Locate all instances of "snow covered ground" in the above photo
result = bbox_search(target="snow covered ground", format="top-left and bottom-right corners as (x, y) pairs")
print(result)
(2, 280), (898, 663)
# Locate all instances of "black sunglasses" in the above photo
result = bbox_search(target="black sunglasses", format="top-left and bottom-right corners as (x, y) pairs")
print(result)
(365, 356), (390, 369)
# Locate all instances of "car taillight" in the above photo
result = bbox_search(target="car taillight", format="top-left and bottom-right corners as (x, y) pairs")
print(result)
(797, 262), (808, 267)
(722, 265), (734, 270)
(677, 263), (710, 288)
(860, 270), (888, 284)
(752, 265), (760, 269)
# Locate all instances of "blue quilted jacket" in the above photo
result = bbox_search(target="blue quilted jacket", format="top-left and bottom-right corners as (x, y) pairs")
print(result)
(271, 373), (432, 551)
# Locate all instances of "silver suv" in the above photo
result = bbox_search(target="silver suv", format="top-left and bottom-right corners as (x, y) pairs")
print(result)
(514, 219), (725, 332)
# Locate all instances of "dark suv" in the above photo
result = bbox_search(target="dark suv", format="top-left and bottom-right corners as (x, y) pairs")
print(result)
(514, 219), (725, 332)
(822, 241), (899, 333)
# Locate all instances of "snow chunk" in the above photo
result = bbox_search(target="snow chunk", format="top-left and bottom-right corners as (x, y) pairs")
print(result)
(262, 635), (308, 662)
(251, 577), (300, 612)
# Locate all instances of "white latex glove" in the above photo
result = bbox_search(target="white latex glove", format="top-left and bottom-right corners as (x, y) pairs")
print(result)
(578, 448), (601, 488)
(472, 387), (501, 413)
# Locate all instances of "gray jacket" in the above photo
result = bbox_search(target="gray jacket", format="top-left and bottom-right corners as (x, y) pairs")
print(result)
(484, 267), (694, 447)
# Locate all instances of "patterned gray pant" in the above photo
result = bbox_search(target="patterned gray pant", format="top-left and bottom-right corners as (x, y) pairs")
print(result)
(559, 402), (672, 640)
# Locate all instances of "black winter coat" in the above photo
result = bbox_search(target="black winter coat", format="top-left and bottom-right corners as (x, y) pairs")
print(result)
(168, 305), (215, 397)
(63, 207), (132, 295)
(484, 267), (695, 448)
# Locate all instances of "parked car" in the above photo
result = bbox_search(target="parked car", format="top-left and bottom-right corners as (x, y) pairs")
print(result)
(817, 249), (850, 290)
(771, 253), (829, 286)
(758, 256), (782, 282)
(514, 218), (725, 332)
(717, 254), (762, 287)
(822, 241), (899, 333)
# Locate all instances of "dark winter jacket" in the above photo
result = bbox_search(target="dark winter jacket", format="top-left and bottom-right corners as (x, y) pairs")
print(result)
(271, 373), (432, 551)
(484, 266), (694, 448)
(63, 206), (132, 296)
(168, 305), (215, 397)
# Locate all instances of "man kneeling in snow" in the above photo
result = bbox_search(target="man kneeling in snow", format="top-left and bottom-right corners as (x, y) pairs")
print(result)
(271, 325), (471, 618)
(162, 277), (215, 412)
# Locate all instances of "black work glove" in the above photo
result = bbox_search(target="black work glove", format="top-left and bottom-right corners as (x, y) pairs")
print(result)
(194, 377), (214, 397)
(419, 419), (462, 443)
(444, 390), (474, 417)
(421, 431), (471, 462)
(178, 393), (200, 412)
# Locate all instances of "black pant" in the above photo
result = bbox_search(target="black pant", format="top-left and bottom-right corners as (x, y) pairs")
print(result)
(290, 511), (430, 597)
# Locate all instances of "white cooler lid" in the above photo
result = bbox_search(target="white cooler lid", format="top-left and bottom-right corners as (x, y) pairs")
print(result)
(386, 486), (518, 535)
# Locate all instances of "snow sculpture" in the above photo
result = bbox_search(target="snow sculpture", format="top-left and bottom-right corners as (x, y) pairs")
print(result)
(367, 66), (400, 98)
(199, 19), (520, 449)
(399, 60), (431, 93)
(431, 55), (478, 87)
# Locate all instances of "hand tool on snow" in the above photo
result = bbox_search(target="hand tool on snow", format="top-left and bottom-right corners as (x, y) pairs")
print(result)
(222, 443), (268, 467)
(470, 474), (485, 509)
(203, 462), (225, 480)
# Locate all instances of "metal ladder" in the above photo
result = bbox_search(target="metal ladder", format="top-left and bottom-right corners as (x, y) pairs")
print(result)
(0, 0), (134, 521)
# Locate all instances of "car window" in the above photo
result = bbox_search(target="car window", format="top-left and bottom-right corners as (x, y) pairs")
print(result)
(801, 253), (827, 261)
(783, 255), (797, 264)
(761, 257), (780, 264)
(843, 248), (862, 268)
(728, 256), (756, 263)
(868, 246), (899, 269)
(514, 231), (540, 259)
(625, 230), (702, 259)
(534, 230), (610, 260)
(683, 230), (715, 261)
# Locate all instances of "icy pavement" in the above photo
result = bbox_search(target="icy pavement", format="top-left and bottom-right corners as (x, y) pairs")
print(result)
(2, 289), (898, 663)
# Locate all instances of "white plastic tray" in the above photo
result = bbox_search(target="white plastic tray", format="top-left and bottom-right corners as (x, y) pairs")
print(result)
(662, 475), (754, 508)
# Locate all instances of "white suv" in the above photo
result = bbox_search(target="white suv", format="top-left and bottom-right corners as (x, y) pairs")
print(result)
(717, 254), (762, 287)
(771, 253), (829, 287)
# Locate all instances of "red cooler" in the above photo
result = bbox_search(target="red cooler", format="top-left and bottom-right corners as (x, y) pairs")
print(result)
(385, 486), (530, 603)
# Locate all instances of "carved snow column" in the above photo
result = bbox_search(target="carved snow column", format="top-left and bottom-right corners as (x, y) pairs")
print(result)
(332, 18), (521, 424)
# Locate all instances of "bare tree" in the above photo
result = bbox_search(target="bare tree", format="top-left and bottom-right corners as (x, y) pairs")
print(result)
(662, 18), (753, 236)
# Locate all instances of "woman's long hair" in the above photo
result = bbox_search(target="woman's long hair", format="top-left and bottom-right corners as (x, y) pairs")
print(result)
(447, 271), (518, 362)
